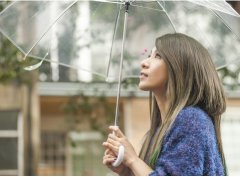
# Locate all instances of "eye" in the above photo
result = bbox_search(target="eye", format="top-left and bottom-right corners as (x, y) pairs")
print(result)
(155, 54), (161, 59)
(148, 54), (151, 58)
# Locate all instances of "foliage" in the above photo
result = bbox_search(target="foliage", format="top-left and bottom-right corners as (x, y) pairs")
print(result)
(62, 90), (119, 137)
(218, 63), (240, 90)
(0, 2), (38, 85)
(122, 77), (139, 90)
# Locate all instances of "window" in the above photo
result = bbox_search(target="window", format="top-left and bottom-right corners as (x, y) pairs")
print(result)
(67, 131), (112, 176)
(38, 132), (66, 176)
(0, 110), (23, 176)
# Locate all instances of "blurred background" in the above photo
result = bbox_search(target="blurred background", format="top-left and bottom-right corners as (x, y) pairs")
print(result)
(0, 1), (240, 176)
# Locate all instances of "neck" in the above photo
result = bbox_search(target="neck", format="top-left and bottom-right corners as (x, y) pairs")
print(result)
(153, 90), (169, 122)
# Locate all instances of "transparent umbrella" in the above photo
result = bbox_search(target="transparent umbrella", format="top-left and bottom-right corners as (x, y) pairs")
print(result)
(0, 0), (240, 166)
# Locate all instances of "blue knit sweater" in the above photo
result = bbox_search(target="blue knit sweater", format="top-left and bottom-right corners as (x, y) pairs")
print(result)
(148, 106), (225, 176)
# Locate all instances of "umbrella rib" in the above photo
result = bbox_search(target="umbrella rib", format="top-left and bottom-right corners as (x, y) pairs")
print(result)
(27, 54), (107, 78)
(0, 27), (27, 55)
(188, 0), (240, 17)
(76, 2), (125, 46)
(106, 4), (123, 77)
(23, 1), (78, 59)
(10, 1), (52, 38)
(224, 0), (240, 17)
(114, 2), (130, 126)
(130, 0), (160, 5)
(0, 2), (18, 24)
(216, 59), (240, 71)
(24, 27), (53, 71)
(0, 1), (17, 16)
(137, 1), (147, 23)
(130, 4), (165, 12)
(130, 0), (136, 5)
(75, 2), (103, 48)
(194, 24), (223, 65)
(91, 0), (124, 4)
(156, 1), (177, 33)
(209, 8), (240, 40)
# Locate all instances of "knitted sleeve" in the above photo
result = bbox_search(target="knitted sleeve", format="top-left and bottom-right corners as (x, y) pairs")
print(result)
(149, 107), (224, 176)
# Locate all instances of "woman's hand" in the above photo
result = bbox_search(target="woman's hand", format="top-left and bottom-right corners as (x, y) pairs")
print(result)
(103, 148), (131, 175)
(102, 126), (138, 167)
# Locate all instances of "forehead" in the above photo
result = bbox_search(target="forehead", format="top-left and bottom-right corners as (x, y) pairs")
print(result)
(151, 46), (157, 53)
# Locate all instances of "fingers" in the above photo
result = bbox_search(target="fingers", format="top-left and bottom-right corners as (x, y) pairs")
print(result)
(103, 154), (116, 166)
(108, 133), (119, 141)
(104, 149), (110, 155)
(107, 137), (121, 147)
(102, 142), (119, 155)
(109, 126), (124, 138)
(103, 154), (116, 160)
(104, 148), (115, 156)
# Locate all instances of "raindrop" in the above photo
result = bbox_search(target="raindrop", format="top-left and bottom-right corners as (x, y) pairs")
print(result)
(24, 52), (49, 71)
(24, 28), (52, 71)
(24, 60), (44, 71)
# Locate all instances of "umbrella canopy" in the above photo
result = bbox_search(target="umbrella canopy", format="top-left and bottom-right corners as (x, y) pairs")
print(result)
(0, 0), (240, 82)
(1, 0), (240, 167)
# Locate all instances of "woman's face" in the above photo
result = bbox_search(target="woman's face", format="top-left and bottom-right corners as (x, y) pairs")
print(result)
(139, 46), (168, 93)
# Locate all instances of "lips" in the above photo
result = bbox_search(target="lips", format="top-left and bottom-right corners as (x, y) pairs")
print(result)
(140, 71), (148, 77)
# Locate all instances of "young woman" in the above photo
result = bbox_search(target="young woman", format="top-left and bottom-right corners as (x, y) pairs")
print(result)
(102, 33), (227, 176)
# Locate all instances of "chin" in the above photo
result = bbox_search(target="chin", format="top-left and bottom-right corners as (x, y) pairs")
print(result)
(139, 83), (150, 91)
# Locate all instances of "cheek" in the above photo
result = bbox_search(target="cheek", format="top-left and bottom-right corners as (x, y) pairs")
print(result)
(139, 69), (168, 91)
(139, 62), (168, 91)
(154, 66), (168, 82)
(151, 66), (168, 89)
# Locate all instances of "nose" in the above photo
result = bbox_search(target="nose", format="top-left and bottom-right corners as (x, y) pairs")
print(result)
(141, 58), (149, 69)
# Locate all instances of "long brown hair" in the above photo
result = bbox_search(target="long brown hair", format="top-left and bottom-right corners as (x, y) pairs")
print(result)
(139, 33), (226, 171)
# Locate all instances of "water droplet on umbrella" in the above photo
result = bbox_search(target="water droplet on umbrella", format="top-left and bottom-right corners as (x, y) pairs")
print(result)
(24, 60), (44, 71)
(23, 51), (48, 71)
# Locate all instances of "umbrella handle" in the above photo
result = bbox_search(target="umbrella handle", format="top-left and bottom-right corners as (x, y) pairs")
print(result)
(111, 126), (125, 167)
(111, 146), (124, 167)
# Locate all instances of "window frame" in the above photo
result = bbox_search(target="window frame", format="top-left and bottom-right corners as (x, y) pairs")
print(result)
(0, 111), (23, 176)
